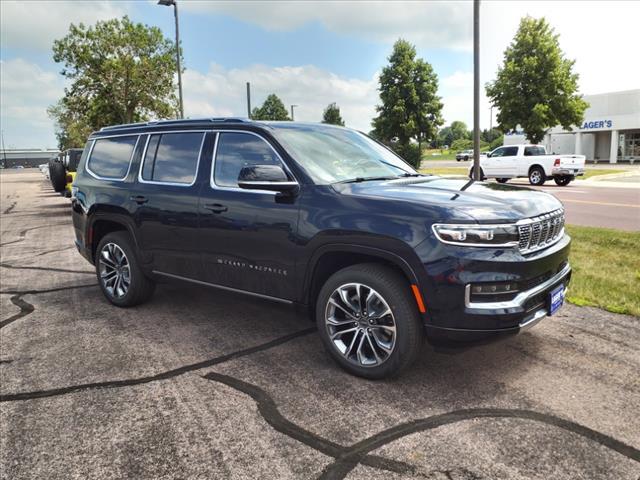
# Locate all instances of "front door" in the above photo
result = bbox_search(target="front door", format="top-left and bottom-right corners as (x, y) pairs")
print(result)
(198, 131), (300, 301)
(130, 131), (207, 278)
(486, 145), (518, 176)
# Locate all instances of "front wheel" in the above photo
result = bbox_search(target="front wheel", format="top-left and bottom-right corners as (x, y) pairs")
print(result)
(96, 231), (155, 307)
(528, 167), (546, 186)
(554, 176), (572, 186)
(316, 264), (423, 379)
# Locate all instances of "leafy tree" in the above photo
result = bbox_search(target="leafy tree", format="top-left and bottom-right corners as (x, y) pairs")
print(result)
(450, 121), (471, 141)
(451, 138), (473, 152)
(486, 16), (588, 144)
(322, 102), (345, 126)
(251, 94), (290, 121)
(372, 39), (443, 167)
(49, 16), (180, 149)
(488, 135), (504, 151)
(481, 128), (502, 144)
(436, 126), (452, 148)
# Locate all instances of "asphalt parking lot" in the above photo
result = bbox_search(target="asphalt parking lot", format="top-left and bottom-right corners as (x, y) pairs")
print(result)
(1, 170), (639, 480)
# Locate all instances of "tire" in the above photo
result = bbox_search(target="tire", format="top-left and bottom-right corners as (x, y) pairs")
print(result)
(496, 178), (509, 184)
(464, 156), (469, 161)
(49, 161), (66, 192)
(554, 176), (571, 186)
(96, 231), (155, 307)
(456, 158), (461, 162)
(528, 166), (546, 186)
(315, 263), (423, 379)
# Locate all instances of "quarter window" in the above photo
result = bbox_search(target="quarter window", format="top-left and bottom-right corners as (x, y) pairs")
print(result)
(88, 136), (138, 179)
(524, 146), (545, 156)
(213, 132), (284, 188)
(141, 132), (203, 185)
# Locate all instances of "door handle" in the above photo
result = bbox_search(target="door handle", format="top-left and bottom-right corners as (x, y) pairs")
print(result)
(130, 195), (148, 204)
(204, 203), (227, 213)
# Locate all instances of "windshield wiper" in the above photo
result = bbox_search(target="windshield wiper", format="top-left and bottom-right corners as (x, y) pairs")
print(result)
(338, 176), (398, 184)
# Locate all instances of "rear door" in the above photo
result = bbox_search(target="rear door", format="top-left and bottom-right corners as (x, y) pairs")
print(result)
(129, 130), (207, 278)
(522, 146), (547, 176)
(197, 130), (300, 301)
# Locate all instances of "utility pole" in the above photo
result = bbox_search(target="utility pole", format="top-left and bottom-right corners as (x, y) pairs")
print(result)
(489, 105), (493, 131)
(1, 130), (7, 169)
(290, 104), (298, 121)
(158, 0), (184, 119)
(246, 82), (252, 118)
(472, 0), (481, 181)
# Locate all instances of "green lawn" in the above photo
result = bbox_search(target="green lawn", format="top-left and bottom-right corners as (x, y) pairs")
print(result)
(565, 225), (640, 316)
(581, 168), (626, 179)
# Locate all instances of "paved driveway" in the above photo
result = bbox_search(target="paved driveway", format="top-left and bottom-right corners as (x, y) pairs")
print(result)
(1, 171), (639, 479)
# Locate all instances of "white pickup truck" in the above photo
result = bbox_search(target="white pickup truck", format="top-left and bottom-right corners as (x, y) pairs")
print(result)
(470, 144), (586, 186)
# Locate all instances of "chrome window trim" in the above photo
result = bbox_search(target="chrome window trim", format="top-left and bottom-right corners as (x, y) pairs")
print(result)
(465, 262), (571, 311)
(210, 130), (299, 194)
(137, 130), (207, 187)
(85, 134), (140, 181)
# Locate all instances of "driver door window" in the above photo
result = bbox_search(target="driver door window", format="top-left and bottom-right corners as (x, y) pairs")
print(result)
(213, 132), (285, 188)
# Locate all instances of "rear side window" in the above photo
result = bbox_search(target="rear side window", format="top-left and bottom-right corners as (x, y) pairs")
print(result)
(524, 146), (545, 156)
(141, 132), (204, 185)
(213, 132), (283, 188)
(87, 136), (138, 179)
(503, 146), (518, 156)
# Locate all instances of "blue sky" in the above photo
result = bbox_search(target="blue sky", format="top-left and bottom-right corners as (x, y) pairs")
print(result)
(1, 1), (637, 149)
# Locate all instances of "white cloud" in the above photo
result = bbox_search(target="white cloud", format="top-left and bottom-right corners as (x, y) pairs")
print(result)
(182, 63), (380, 132)
(0, 59), (65, 148)
(0, 1), (128, 50)
(182, 0), (473, 50)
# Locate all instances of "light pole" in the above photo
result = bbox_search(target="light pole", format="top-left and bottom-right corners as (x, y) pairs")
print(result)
(290, 104), (298, 121)
(246, 82), (252, 118)
(489, 105), (493, 131)
(472, 0), (481, 181)
(158, 0), (184, 119)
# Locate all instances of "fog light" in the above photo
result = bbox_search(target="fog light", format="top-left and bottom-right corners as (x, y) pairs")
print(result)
(470, 282), (518, 295)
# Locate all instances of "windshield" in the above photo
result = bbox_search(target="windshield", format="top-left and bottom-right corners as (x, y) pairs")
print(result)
(271, 125), (417, 184)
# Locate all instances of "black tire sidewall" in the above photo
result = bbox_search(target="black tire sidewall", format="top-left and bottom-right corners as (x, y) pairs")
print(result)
(529, 167), (545, 185)
(95, 231), (152, 307)
(554, 176), (571, 186)
(315, 264), (423, 379)
(49, 161), (66, 192)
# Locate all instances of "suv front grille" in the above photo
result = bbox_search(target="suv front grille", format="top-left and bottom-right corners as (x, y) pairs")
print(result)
(518, 209), (565, 254)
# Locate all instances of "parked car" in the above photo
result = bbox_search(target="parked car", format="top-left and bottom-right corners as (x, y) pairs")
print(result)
(470, 144), (586, 186)
(49, 149), (82, 197)
(72, 119), (571, 378)
(455, 149), (474, 161)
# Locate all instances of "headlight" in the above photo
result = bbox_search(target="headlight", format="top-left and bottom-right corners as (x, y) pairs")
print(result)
(432, 223), (519, 247)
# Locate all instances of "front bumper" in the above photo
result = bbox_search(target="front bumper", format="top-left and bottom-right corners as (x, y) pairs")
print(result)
(416, 233), (571, 342)
(552, 167), (584, 177)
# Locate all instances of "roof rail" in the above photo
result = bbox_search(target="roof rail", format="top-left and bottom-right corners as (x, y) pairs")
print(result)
(100, 117), (251, 132)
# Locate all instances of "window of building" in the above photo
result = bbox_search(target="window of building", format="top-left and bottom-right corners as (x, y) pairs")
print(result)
(213, 132), (283, 188)
(88, 136), (139, 179)
(141, 132), (203, 185)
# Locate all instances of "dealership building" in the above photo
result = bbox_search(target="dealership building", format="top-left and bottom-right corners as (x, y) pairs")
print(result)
(505, 89), (640, 163)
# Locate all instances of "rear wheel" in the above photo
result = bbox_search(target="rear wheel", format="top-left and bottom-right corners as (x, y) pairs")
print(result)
(554, 176), (572, 186)
(496, 178), (509, 184)
(96, 231), (155, 307)
(528, 167), (546, 186)
(468, 168), (485, 180)
(316, 263), (423, 379)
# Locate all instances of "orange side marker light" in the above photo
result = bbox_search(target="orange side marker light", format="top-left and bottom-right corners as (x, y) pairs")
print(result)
(411, 284), (427, 313)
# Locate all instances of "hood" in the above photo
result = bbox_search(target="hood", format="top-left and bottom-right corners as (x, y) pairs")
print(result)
(332, 176), (563, 223)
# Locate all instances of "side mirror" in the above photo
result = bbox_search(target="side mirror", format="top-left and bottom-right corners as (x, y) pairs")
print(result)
(486, 152), (492, 158)
(237, 165), (298, 194)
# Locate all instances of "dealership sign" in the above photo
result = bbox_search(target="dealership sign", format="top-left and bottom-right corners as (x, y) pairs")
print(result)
(582, 120), (613, 129)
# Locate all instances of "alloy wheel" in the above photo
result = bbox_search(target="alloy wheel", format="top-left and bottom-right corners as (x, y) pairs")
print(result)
(98, 242), (131, 299)
(324, 283), (397, 367)
(530, 170), (542, 184)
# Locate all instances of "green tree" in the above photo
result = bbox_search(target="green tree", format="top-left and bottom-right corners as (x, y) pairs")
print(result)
(49, 16), (180, 149)
(486, 16), (588, 144)
(451, 138), (473, 152)
(481, 128), (502, 144)
(372, 39), (443, 167)
(450, 121), (471, 141)
(251, 94), (290, 120)
(322, 102), (345, 126)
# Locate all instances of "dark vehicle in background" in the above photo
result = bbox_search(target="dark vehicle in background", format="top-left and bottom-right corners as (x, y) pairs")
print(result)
(71, 119), (571, 378)
(49, 149), (82, 197)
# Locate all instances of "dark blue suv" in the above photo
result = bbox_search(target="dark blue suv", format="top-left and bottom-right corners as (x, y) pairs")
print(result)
(72, 118), (571, 378)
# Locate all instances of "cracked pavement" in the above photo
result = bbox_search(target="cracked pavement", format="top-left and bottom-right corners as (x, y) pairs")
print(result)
(1, 170), (639, 480)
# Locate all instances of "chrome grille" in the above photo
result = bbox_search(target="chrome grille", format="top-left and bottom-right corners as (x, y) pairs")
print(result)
(518, 209), (565, 253)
